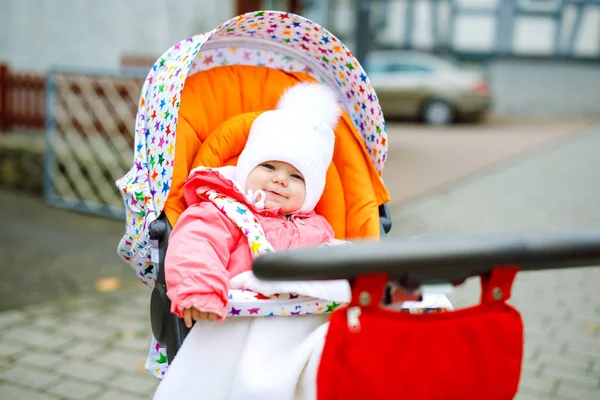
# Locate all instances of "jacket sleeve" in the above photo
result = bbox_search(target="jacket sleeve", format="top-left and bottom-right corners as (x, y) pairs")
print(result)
(165, 202), (241, 320)
(314, 214), (336, 244)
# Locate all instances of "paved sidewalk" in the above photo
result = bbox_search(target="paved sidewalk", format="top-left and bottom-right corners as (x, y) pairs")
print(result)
(0, 288), (157, 399)
(391, 123), (600, 399)
(1, 121), (599, 399)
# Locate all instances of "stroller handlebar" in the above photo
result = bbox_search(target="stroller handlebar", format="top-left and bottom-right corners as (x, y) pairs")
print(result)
(252, 231), (600, 285)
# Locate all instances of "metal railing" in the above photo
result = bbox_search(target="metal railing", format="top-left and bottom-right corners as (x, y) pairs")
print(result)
(44, 67), (146, 218)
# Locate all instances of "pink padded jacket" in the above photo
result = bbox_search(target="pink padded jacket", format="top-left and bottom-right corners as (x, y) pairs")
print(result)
(165, 166), (335, 320)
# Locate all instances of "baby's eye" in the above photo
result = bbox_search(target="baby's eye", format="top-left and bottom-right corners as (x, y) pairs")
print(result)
(261, 163), (275, 170)
(290, 173), (304, 181)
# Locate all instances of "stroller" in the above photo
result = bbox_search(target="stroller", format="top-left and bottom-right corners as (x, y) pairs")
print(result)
(117, 10), (600, 400)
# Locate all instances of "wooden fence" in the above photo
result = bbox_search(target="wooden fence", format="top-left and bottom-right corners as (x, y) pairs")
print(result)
(0, 64), (46, 131)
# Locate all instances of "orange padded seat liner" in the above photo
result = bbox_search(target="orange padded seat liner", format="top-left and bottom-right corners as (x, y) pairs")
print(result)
(164, 65), (389, 239)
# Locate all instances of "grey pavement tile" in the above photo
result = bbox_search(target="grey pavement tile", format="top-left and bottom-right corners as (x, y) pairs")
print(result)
(0, 364), (61, 390)
(106, 371), (158, 397)
(100, 315), (150, 334)
(514, 389), (548, 400)
(555, 380), (600, 400)
(567, 333), (600, 357)
(540, 364), (599, 387)
(0, 310), (27, 329)
(53, 321), (118, 343)
(23, 303), (65, 318)
(56, 360), (114, 384)
(18, 350), (63, 369)
(66, 309), (105, 323)
(89, 390), (145, 400)
(535, 353), (594, 372)
(2, 326), (73, 350)
(92, 348), (147, 373)
(517, 374), (557, 397)
(45, 378), (103, 400)
(60, 295), (109, 311)
(113, 335), (152, 353)
(31, 315), (64, 330)
(0, 383), (59, 400)
(0, 339), (28, 358)
(0, 356), (15, 371)
(63, 342), (105, 359)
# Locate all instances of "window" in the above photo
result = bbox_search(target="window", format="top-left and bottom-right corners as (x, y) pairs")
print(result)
(517, 0), (562, 12)
(388, 64), (432, 73)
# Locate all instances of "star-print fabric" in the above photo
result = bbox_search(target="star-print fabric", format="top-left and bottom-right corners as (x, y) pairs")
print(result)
(116, 11), (387, 287)
(202, 187), (347, 320)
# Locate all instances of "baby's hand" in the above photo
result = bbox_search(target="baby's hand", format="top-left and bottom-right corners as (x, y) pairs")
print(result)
(182, 308), (219, 328)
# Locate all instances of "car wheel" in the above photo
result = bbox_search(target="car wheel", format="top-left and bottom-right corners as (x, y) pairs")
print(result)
(422, 99), (454, 126)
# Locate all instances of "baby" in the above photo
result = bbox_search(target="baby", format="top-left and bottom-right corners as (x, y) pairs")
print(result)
(164, 82), (344, 327)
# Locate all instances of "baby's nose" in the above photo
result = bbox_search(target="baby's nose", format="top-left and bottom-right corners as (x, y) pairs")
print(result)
(273, 172), (288, 185)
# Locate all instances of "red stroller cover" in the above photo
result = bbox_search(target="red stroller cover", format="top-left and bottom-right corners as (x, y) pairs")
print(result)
(317, 268), (523, 400)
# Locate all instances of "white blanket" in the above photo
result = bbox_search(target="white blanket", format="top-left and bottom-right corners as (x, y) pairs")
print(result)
(153, 274), (451, 400)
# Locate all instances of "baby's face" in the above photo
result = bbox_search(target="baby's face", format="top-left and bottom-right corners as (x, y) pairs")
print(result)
(246, 161), (306, 213)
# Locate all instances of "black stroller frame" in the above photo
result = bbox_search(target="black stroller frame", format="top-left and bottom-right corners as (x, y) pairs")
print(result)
(149, 197), (600, 366)
(150, 203), (394, 363)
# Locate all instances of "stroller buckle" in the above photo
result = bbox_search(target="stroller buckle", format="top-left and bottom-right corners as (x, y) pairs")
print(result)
(359, 291), (371, 306)
(492, 287), (503, 301)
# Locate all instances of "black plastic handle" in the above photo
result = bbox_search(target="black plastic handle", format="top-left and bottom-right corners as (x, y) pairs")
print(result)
(253, 231), (600, 286)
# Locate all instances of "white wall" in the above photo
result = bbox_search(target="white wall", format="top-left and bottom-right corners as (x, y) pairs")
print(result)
(0, 0), (235, 71)
(329, 0), (600, 58)
(490, 59), (600, 117)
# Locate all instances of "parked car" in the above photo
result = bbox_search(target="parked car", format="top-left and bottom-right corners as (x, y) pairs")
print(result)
(364, 50), (491, 125)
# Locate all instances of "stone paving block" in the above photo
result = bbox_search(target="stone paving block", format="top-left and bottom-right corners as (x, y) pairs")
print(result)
(514, 389), (548, 400)
(540, 364), (599, 387)
(0, 339), (28, 357)
(67, 309), (105, 323)
(0, 383), (59, 400)
(0, 364), (61, 390)
(536, 352), (594, 371)
(2, 326), (73, 349)
(101, 315), (150, 334)
(32, 315), (63, 329)
(46, 378), (103, 400)
(91, 390), (145, 400)
(110, 304), (150, 321)
(63, 342), (105, 359)
(0, 356), (14, 370)
(56, 360), (114, 383)
(24, 303), (64, 317)
(555, 381), (600, 400)
(93, 348), (146, 372)
(517, 374), (557, 396)
(107, 371), (158, 396)
(18, 350), (63, 369)
(53, 321), (117, 343)
(0, 310), (27, 329)
(114, 335), (152, 353)
(563, 337), (600, 355)
(63, 295), (108, 310)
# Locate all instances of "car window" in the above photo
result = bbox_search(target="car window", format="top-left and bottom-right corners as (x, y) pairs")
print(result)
(367, 63), (432, 74)
(388, 64), (432, 73)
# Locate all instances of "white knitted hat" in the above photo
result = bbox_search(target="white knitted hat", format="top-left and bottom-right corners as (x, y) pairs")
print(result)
(235, 83), (341, 214)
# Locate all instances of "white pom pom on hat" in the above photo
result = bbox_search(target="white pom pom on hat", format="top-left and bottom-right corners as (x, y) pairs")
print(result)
(235, 83), (341, 214)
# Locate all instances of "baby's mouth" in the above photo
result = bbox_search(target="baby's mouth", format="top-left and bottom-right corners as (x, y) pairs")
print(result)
(265, 190), (286, 199)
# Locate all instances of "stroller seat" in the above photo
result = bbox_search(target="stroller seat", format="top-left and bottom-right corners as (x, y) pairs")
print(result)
(116, 11), (400, 378)
(117, 11), (600, 398)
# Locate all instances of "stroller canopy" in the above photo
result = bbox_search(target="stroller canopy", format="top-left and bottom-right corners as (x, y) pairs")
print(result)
(117, 11), (389, 286)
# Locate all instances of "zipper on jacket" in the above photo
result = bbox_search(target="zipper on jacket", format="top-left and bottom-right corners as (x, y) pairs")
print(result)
(279, 212), (306, 225)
